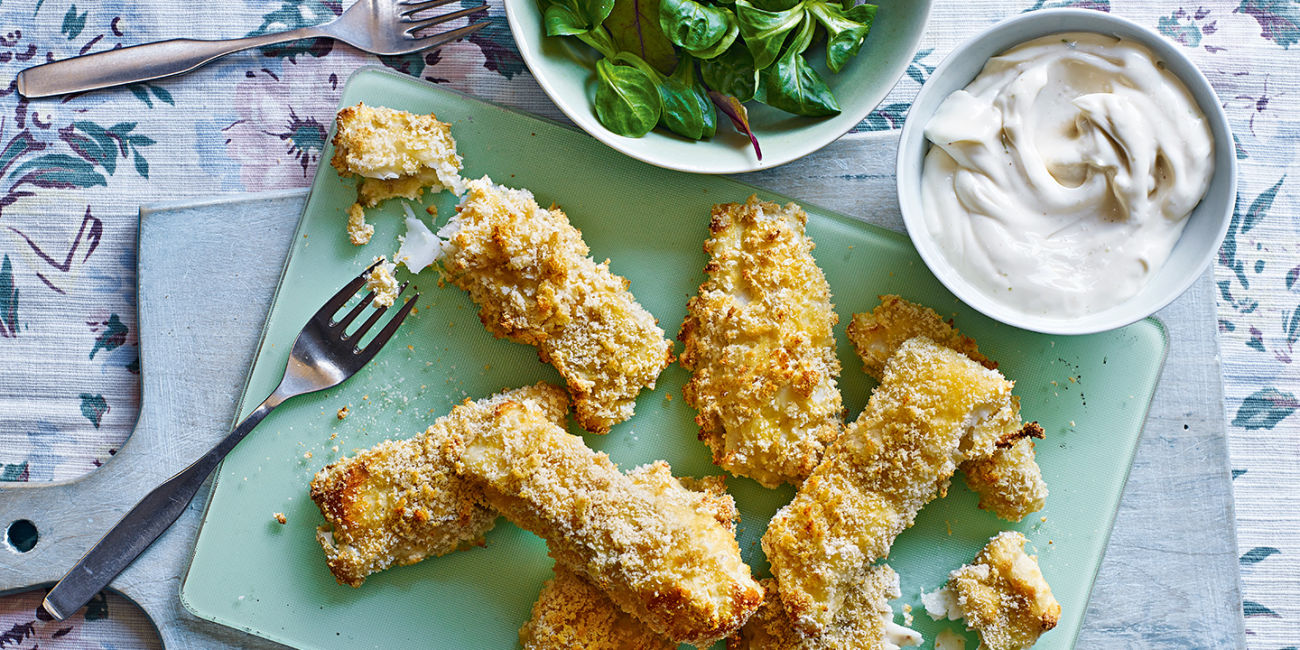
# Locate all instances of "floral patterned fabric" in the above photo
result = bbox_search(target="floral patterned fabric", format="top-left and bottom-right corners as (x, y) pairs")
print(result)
(0, 0), (1296, 646)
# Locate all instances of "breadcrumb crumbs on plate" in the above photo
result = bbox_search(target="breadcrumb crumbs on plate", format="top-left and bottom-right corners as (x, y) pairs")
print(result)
(304, 452), (313, 459)
(337, 406), (350, 420)
(274, 513), (287, 525)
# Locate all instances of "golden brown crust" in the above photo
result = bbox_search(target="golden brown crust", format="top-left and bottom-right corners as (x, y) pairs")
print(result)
(948, 532), (1060, 650)
(847, 295), (1047, 521)
(439, 178), (674, 433)
(330, 102), (465, 207)
(520, 565), (674, 650)
(679, 197), (843, 487)
(307, 384), (567, 587)
(730, 567), (914, 650)
(433, 396), (762, 646)
(846, 295), (995, 378)
(763, 338), (1018, 635)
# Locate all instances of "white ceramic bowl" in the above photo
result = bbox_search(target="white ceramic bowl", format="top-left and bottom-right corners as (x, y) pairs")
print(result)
(896, 9), (1237, 335)
(505, 0), (933, 174)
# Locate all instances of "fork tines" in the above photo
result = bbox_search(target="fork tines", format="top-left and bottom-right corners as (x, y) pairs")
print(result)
(316, 265), (418, 355)
(398, 0), (490, 43)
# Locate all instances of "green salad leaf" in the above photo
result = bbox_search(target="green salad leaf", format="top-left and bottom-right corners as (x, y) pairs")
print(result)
(673, 54), (717, 138)
(700, 41), (758, 102)
(684, 16), (739, 59)
(595, 58), (663, 136)
(615, 52), (710, 139)
(757, 17), (839, 116)
(807, 0), (875, 73)
(733, 0), (804, 70)
(539, 0), (876, 151)
(543, 0), (616, 36)
(659, 0), (733, 52)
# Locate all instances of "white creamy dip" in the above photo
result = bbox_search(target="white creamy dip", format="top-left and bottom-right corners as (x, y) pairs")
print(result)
(920, 32), (1214, 317)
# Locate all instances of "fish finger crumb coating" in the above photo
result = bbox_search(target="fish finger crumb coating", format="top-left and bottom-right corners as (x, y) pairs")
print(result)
(848, 295), (1047, 521)
(730, 569), (921, 650)
(438, 177), (674, 433)
(308, 383), (567, 587)
(519, 474), (735, 649)
(679, 196), (842, 487)
(924, 532), (1060, 650)
(847, 295), (995, 378)
(520, 566), (674, 650)
(763, 337), (1018, 635)
(434, 398), (763, 646)
(330, 102), (466, 208)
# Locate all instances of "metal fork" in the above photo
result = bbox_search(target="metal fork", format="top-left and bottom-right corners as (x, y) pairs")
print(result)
(16, 0), (488, 98)
(41, 262), (418, 620)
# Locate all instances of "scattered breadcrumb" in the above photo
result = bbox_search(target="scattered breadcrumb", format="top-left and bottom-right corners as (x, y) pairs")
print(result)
(303, 451), (313, 459)
(437, 177), (674, 433)
(345, 203), (373, 246)
(679, 196), (842, 487)
(336, 407), (350, 420)
(274, 512), (287, 525)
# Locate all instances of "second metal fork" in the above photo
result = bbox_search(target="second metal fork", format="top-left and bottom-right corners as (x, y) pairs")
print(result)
(17, 0), (489, 98)
(41, 261), (418, 620)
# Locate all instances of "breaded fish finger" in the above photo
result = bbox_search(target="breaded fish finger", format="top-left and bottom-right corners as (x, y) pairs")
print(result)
(438, 177), (674, 433)
(730, 568), (920, 650)
(923, 532), (1061, 650)
(520, 473), (731, 650)
(679, 196), (842, 487)
(847, 295), (1047, 521)
(308, 383), (566, 587)
(763, 337), (1018, 635)
(520, 565), (674, 650)
(436, 401), (763, 646)
(330, 102), (465, 208)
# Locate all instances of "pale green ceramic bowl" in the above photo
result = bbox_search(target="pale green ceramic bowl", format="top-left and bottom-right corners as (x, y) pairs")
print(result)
(504, 0), (932, 173)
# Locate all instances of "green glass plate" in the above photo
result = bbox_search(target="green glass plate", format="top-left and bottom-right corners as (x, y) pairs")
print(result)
(181, 67), (1166, 650)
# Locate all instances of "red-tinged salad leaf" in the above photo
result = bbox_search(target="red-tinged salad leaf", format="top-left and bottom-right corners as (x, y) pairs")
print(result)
(606, 0), (679, 74)
(708, 89), (762, 159)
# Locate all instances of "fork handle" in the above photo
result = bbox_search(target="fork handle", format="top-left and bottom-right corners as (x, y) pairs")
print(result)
(17, 28), (327, 98)
(41, 392), (286, 621)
